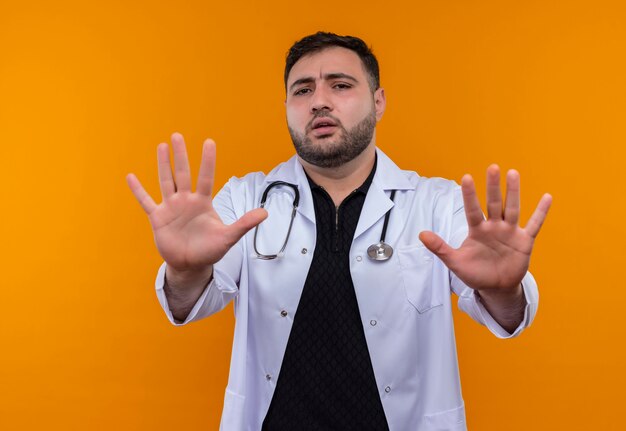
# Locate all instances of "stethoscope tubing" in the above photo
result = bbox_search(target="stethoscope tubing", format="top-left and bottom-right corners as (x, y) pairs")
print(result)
(253, 181), (396, 261)
(253, 181), (300, 260)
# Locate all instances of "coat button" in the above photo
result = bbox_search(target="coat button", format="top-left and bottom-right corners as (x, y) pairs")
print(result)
(301, 248), (307, 254)
(280, 310), (288, 317)
(370, 320), (377, 326)
(266, 374), (272, 381)
(385, 386), (391, 393)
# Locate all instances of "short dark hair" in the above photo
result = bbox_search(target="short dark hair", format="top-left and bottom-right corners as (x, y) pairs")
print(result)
(284, 31), (380, 92)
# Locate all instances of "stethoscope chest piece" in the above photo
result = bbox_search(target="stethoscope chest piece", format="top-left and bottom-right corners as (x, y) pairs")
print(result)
(367, 242), (393, 261)
(367, 189), (397, 262)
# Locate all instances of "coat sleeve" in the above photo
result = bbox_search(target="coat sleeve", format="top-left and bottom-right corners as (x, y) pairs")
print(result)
(154, 177), (246, 326)
(446, 185), (540, 339)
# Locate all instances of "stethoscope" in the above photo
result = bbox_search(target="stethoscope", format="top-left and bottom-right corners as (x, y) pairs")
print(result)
(253, 181), (396, 261)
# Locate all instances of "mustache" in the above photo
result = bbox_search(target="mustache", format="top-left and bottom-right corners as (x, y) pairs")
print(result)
(305, 112), (343, 133)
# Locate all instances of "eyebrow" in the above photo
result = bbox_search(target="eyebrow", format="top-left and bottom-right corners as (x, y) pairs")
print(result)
(288, 73), (359, 93)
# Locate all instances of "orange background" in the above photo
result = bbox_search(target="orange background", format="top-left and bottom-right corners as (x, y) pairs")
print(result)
(1, 0), (625, 429)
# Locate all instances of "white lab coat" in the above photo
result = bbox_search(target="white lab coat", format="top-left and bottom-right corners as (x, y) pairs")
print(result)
(155, 148), (538, 431)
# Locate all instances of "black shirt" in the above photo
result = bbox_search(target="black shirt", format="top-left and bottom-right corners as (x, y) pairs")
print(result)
(262, 161), (390, 431)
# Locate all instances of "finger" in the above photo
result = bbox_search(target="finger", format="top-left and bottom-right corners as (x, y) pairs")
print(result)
(418, 230), (456, 267)
(461, 174), (484, 227)
(524, 193), (553, 238)
(224, 208), (269, 245)
(157, 143), (176, 199)
(171, 132), (192, 192)
(486, 164), (503, 220)
(126, 173), (157, 214)
(196, 139), (216, 196)
(504, 169), (520, 225)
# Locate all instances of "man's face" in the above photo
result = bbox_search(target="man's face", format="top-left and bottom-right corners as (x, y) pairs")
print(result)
(285, 47), (386, 168)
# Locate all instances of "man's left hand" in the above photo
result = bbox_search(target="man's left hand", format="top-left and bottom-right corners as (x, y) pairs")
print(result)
(419, 165), (552, 296)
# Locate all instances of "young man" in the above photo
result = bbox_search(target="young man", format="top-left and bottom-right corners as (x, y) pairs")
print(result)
(127, 32), (551, 431)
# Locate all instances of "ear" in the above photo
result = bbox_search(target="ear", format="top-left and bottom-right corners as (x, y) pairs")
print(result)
(374, 87), (386, 121)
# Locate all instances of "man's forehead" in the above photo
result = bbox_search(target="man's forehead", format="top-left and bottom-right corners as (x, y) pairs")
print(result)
(287, 47), (366, 84)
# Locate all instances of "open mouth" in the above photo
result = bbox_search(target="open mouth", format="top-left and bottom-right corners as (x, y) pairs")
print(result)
(310, 117), (339, 136)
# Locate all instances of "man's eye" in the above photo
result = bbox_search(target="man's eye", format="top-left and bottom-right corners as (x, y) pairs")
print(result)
(334, 83), (352, 90)
(294, 88), (311, 96)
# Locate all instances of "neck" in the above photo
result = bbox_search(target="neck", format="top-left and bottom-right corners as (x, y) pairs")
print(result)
(300, 144), (376, 207)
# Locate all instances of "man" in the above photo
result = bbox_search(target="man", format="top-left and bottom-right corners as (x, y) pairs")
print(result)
(127, 32), (551, 431)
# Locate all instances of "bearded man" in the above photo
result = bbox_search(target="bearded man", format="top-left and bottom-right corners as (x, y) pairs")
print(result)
(127, 32), (552, 431)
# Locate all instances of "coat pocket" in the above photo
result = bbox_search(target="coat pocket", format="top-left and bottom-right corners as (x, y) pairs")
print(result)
(396, 244), (442, 313)
(423, 404), (466, 431)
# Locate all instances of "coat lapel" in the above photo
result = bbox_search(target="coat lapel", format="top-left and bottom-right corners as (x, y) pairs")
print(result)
(353, 149), (415, 239)
(261, 155), (316, 224)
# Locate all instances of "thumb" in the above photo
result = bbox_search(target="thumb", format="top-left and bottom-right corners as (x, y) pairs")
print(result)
(419, 231), (455, 266)
(225, 208), (269, 244)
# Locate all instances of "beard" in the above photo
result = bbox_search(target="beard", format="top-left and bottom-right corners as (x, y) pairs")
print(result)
(288, 109), (376, 169)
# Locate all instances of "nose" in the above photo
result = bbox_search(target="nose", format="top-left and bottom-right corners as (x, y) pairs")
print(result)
(310, 85), (333, 113)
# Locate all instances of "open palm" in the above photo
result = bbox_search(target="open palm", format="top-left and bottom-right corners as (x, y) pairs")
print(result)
(127, 133), (267, 273)
(419, 165), (552, 293)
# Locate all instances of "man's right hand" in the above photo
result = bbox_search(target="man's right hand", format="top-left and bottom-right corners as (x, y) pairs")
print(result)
(126, 132), (268, 290)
